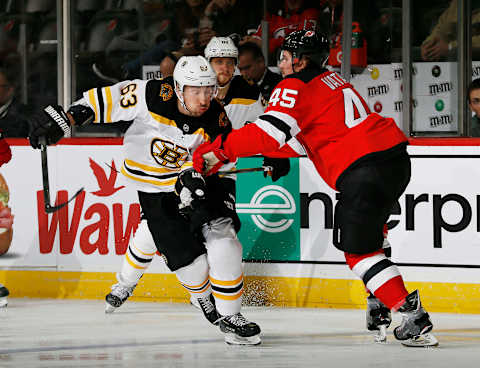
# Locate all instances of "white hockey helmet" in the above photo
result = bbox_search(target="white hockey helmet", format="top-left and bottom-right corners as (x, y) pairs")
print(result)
(173, 55), (217, 92)
(173, 55), (218, 110)
(204, 36), (238, 63)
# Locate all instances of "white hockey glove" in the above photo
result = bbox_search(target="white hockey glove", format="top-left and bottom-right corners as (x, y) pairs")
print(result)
(29, 105), (71, 149)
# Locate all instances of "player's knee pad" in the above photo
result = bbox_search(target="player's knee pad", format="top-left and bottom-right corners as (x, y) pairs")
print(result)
(131, 220), (157, 255)
(203, 217), (242, 273)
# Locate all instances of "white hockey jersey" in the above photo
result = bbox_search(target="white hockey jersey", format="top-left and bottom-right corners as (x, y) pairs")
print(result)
(76, 77), (232, 193)
(219, 75), (264, 130)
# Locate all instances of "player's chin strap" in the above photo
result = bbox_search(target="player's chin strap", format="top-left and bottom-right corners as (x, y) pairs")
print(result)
(40, 138), (84, 213)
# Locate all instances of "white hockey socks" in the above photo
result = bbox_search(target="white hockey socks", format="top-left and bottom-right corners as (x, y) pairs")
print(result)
(175, 254), (212, 300)
(119, 220), (156, 287)
(203, 218), (243, 316)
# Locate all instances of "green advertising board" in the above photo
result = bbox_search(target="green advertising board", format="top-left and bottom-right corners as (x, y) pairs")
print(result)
(235, 157), (300, 261)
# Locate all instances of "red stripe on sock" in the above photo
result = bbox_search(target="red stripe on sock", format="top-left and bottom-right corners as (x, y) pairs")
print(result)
(373, 275), (408, 310)
(344, 249), (385, 269)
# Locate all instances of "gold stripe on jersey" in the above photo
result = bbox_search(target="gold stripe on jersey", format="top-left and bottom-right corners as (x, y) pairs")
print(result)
(149, 112), (177, 127)
(105, 87), (113, 122)
(124, 159), (191, 174)
(88, 89), (98, 122)
(192, 128), (210, 142)
(229, 98), (258, 105)
(121, 164), (178, 187)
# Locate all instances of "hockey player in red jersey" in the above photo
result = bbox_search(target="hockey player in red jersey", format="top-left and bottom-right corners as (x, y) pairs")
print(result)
(193, 30), (438, 347)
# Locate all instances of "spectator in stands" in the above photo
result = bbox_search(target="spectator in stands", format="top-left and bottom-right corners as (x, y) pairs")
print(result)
(94, 0), (208, 83)
(238, 42), (282, 105)
(421, 0), (480, 61)
(0, 66), (30, 138)
(240, 0), (320, 60)
(468, 78), (480, 137)
(203, 0), (261, 39)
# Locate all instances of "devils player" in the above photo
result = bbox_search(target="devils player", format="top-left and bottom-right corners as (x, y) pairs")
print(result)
(193, 30), (438, 347)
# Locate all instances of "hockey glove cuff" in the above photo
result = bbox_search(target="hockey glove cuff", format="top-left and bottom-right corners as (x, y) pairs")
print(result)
(263, 157), (290, 182)
(193, 135), (233, 176)
(29, 105), (71, 149)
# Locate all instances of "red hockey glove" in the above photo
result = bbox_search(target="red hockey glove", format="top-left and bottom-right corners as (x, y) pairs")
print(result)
(0, 134), (12, 167)
(193, 135), (232, 176)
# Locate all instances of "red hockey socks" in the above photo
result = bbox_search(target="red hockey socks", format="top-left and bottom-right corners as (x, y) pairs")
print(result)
(345, 249), (408, 310)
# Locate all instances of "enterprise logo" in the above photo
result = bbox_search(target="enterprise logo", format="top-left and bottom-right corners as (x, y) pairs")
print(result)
(236, 185), (295, 233)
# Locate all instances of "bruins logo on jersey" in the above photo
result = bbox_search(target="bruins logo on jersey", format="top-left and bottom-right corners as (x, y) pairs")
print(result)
(218, 111), (230, 128)
(159, 83), (173, 101)
(151, 138), (188, 168)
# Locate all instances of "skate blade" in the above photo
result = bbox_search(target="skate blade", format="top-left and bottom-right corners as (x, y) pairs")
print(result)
(401, 333), (439, 347)
(105, 302), (117, 314)
(224, 333), (261, 346)
(0, 297), (7, 308)
(373, 325), (387, 344)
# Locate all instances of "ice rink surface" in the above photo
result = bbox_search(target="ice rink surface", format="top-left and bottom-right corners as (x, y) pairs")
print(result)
(0, 298), (479, 368)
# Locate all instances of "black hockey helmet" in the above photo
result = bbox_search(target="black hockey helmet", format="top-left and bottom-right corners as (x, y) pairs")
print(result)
(281, 30), (330, 67)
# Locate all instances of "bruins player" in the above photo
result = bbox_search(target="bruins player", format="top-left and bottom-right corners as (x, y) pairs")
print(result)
(205, 36), (304, 181)
(28, 56), (261, 346)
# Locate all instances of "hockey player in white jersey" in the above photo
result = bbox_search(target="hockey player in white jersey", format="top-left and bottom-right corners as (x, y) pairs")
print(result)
(28, 56), (261, 345)
(205, 36), (301, 181)
(102, 37), (295, 316)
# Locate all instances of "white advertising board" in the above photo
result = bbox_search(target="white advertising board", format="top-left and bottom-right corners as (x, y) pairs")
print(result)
(2, 141), (480, 283)
(350, 61), (480, 133)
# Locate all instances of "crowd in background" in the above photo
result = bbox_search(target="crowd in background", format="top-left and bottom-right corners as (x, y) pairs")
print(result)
(0, 0), (478, 137)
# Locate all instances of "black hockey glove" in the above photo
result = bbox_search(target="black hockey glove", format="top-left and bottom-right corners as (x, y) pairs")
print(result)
(175, 168), (208, 212)
(175, 168), (214, 232)
(29, 105), (71, 149)
(263, 157), (290, 182)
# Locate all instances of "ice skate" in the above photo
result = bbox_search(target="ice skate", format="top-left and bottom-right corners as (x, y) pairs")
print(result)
(394, 290), (438, 347)
(219, 313), (261, 345)
(195, 294), (221, 325)
(105, 275), (136, 313)
(366, 295), (391, 343)
(0, 283), (9, 308)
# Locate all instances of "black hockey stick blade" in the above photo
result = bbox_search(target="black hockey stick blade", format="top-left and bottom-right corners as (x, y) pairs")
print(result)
(41, 143), (84, 214)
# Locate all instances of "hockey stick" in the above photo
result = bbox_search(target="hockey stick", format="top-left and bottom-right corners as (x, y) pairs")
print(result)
(219, 166), (273, 175)
(41, 140), (84, 213)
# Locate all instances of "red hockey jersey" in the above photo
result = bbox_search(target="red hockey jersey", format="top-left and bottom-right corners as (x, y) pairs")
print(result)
(222, 69), (408, 190)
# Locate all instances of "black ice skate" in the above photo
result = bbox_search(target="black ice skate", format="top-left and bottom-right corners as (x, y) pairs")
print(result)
(366, 295), (391, 343)
(105, 276), (136, 313)
(0, 283), (9, 307)
(393, 290), (438, 347)
(196, 294), (221, 325)
(219, 313), (261, 345)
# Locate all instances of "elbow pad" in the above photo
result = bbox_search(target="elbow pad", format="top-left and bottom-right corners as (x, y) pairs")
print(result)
(67, 105), (95, 126)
